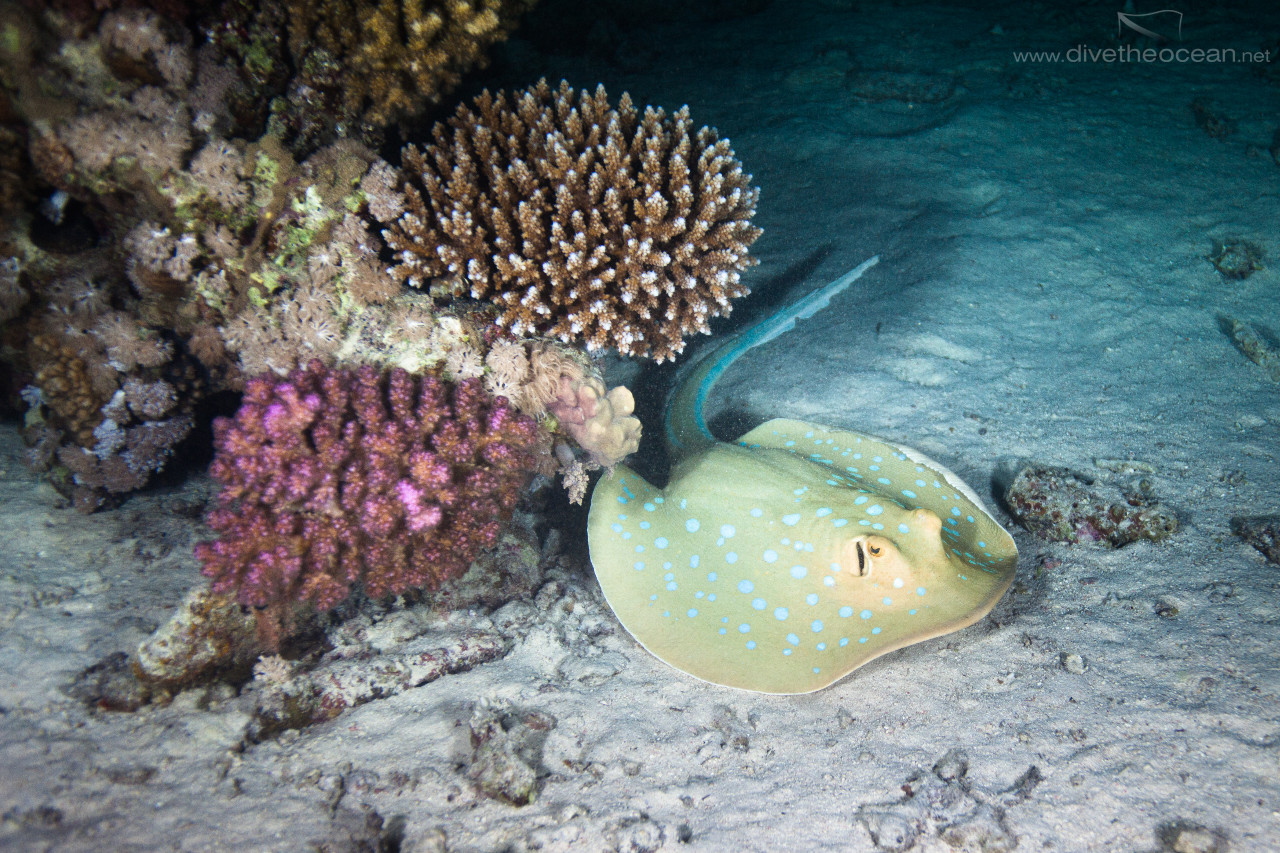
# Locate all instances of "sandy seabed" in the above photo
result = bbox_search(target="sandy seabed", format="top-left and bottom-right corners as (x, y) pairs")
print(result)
(3, 1), (1280, 850)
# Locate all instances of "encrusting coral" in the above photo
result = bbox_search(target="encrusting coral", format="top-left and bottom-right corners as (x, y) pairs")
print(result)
(195, 360), (548, 643)
(208, 0), (539, 152)
(378, 79), (763, 362)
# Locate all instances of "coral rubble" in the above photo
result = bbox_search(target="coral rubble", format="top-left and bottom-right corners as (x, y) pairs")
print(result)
(1003, 463), (1179, 547)
(1231, 515), (1280, 564)
(379, 79), (762, 362)
(1207, 238), (1264, 279)
(1221, 315), (1280, 382)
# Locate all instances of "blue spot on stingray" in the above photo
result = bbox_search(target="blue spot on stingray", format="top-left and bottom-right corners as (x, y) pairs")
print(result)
(691, 555), (700, 568)
(898, 523), (911, 534)
(824, 576), (835, 587)
(752, 598), (766, 610)
(762, 549), (778, 563)
(783, 649), (792, 656)
(643, 502), (655, 511)
(882, 597), (892, 606)
(707, 571), (717, 581)
(873, 456), (883, 463)
(739, 623), (751, 633)
(750, 508), (763, 517)
(635, 545), (644, 553)
(872, 523), (884, 531)
(869, 465), (880, 472)
(951, 507), (962, 516)
(872, 627), (882, 635)
(611, 523), (623, 533)
(866, 505), (884, 516)
(737, 579), (754, 594)
(725, 552), (738, 564)
(915, 479), (927, 487)
(901, 490), (917, 499)
(687, 608), (698, 618)
(666, 582), (677, 591)
(854, 496), (868, 505)
(654, 537), (668, 548)
(617, 496), (627, 504)
(860, 609), (873, 619)
(746, 640), (756, 650)
(686, 518), (700, 532)
(708, 594), (717, 601)
(663, 611), (670, 618)
(909, 609), (917, 615)
(877, 478), (891, 485)
(978, 541), (987, 549)
(839, 638), (849, 647)
(639, 521), (650, 529)
(775, 608), (789, 621)
(917, 587), (927, 596)
(634, 562), (644, 571)
(719, 628), (727, 635)
(782, 513), (801, 526)
(816, 642), (827, 651)
(786, 633), (800, 645)
(816, 508), (832, 517)
(811, 620), (824, 633)
(695, 591), (704, 598)
(839, 606), (853, 618)
(859, 637), (868, 644)
(812, 667), (821, 674)
(790, 565), (807, 579)
(833, 519), (848, 527)
(664, 572), (674, 581)
(721, 524), (736, 538)
(793, 487), (807, 496)
(967, 515), (976, 523)
(806, 593), (819, 606)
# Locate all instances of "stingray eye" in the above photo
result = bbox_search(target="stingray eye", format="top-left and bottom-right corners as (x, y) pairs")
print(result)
(867, 544), (883, 557)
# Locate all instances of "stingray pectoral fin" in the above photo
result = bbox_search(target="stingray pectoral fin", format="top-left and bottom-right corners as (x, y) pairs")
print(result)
(737, 417), (1017, 571)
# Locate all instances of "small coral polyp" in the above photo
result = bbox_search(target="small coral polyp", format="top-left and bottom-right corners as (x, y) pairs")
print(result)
(196, 361), (545, 612)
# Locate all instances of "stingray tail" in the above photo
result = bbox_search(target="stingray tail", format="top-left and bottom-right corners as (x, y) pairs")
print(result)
(663, 255), (880, 460)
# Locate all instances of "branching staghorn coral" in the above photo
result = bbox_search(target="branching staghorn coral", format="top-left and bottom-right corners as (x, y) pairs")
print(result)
(378, 79), (763, 362)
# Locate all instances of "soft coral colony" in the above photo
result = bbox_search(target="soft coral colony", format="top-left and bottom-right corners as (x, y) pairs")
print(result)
(0, 0), (761, 613)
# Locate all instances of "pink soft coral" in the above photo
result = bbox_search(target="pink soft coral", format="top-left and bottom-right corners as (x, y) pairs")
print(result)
(196, 360), (545, 628)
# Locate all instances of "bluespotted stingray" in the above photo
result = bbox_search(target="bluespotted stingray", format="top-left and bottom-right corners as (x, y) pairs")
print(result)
(587, 257), (1019, 694)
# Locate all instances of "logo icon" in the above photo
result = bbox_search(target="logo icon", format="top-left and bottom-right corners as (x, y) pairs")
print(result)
(1117, 9), (1184, 42)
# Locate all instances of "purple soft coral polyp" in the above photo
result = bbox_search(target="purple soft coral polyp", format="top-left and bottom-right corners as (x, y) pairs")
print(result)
(196, 360), (544, 611)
